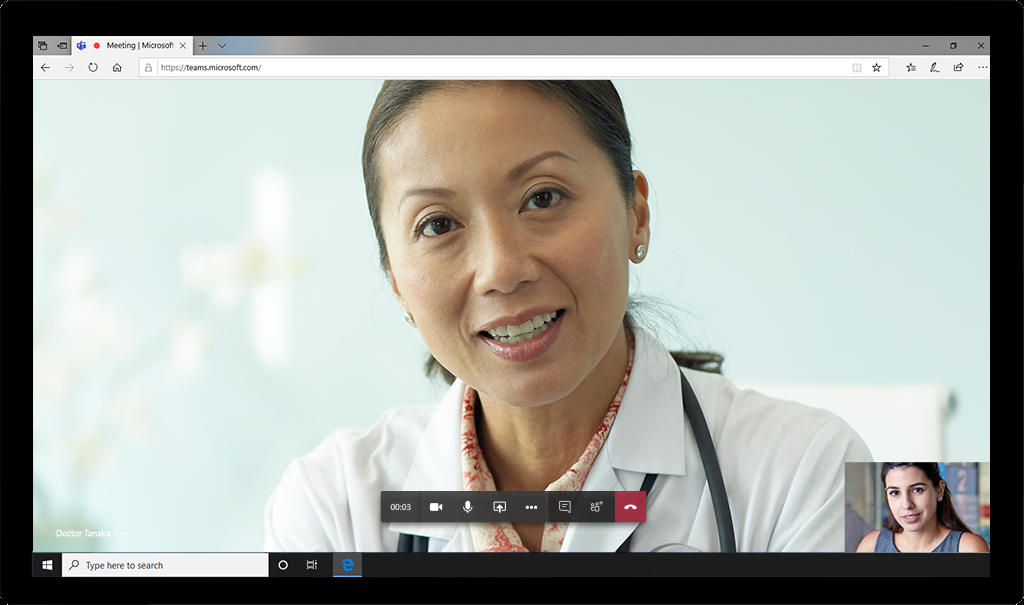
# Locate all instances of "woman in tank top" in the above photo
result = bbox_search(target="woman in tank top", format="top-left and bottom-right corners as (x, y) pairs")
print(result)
(857, 463), (989, 552)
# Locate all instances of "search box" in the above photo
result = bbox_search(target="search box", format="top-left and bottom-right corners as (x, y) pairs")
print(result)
(62, 553), (267, 577)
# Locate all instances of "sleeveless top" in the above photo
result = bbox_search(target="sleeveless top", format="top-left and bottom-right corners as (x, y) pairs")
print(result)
(874, 528), (963, 552)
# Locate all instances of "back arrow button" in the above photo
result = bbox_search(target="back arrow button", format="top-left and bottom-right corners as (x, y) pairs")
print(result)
(40, 63), (49, 72)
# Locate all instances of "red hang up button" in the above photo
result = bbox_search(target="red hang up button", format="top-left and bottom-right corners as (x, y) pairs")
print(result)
(614, 491), (646, 523)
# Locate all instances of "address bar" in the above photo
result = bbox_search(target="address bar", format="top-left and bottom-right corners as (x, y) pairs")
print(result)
(138, 56), (890, 78)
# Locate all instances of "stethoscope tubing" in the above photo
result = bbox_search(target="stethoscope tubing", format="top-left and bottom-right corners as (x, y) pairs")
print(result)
(678, 368), (737, 552)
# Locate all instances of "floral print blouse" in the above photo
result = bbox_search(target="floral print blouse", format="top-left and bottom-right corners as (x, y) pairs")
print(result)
(459, 336), (635, 552)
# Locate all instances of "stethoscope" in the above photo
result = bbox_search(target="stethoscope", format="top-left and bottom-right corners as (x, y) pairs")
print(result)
(398, 368), (736, 553)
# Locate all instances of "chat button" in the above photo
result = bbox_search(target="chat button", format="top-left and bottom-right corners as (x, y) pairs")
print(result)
(614, 491), (646, 523)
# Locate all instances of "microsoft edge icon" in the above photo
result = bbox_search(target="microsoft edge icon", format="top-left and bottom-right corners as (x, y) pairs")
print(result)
(76, 41), (86, 51)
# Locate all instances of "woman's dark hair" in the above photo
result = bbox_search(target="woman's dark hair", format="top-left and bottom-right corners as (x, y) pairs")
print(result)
(880, 463), (974, 534)
(362, 80), (723, 384)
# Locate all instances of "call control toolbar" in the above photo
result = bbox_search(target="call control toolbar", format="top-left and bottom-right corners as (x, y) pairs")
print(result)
(381, 491), (647, 524)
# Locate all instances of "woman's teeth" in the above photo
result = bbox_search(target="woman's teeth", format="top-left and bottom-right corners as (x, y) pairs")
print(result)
(486, 312), (558, 344)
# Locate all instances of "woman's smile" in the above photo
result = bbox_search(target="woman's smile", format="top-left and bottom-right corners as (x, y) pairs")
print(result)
(479, 309), (563, 344)
(478, 309), (566, 362)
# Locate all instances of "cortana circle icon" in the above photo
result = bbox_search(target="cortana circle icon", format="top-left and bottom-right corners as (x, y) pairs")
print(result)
(278, 559), (288, 570)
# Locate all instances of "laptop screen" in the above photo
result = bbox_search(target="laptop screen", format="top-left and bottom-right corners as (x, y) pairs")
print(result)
(18, 2), (1015, 600)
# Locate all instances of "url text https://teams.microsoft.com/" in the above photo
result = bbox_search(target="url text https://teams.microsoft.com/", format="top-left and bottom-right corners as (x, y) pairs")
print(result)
(154, 62), (262, 73)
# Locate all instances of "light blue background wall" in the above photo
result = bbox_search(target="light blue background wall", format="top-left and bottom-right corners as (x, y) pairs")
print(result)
(33, 79), (989, 552)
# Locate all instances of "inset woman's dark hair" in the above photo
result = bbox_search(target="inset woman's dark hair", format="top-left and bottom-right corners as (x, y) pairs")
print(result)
(880, 463), (974, 534)
(362, 80), (723, 383)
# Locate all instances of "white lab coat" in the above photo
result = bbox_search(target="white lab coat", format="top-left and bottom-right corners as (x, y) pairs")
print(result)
(264, 328), (872, 553)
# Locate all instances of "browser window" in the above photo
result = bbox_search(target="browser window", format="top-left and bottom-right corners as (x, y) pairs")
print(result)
(17, 2), (1018, 602)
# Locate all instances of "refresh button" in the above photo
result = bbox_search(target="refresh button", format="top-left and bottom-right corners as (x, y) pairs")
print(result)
(88, 63), (98, 72)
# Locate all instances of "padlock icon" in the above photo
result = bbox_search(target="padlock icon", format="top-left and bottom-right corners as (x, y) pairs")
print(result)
(145, 63), (152, 72)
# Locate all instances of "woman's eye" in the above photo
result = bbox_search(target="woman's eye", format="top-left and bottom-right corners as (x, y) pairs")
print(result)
(525, 190), (563, 210)
(418, 216), (456, 237)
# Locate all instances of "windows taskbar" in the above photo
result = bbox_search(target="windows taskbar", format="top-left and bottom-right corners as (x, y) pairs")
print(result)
(31, 551), (989, 577)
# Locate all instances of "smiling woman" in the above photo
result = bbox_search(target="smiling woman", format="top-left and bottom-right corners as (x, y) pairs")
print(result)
(263, 81), (874, 554)
(365, 81), (722, 384)
(857, 463), (990, 553)
(379, 83), (640, 418)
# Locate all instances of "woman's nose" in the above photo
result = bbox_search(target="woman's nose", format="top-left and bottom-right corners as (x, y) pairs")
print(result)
(471, 223), (541, 295)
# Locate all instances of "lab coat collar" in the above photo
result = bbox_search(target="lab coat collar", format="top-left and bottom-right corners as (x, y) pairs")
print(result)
(388, 327), (691, 551)
(561, 327), (690, 552)
(601, 327), (689, 479)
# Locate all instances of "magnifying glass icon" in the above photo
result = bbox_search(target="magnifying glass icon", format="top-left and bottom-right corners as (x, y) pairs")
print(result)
(69, 560), (79, 571)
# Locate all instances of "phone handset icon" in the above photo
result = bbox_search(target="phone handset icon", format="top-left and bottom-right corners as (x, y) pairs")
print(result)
(624, 504), (637, 510)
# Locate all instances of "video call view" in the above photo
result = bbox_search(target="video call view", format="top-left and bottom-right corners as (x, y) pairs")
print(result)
(26, 29), (1003, 590)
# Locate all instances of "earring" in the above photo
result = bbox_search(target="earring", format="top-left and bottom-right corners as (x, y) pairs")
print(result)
(404, 312), (416, 327)
(635, 244), (646, 260)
